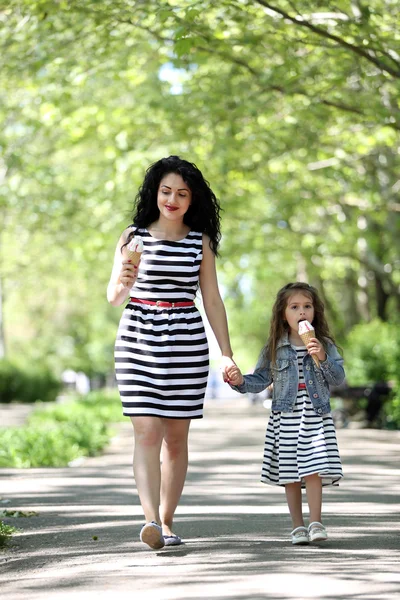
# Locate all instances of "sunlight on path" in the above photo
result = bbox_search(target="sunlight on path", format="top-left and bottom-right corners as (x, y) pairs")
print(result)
(1, 400), (399, 600)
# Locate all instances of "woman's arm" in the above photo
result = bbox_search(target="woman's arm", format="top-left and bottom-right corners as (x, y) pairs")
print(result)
(107, 230), (139, 306)
(199, 235), (234, 371)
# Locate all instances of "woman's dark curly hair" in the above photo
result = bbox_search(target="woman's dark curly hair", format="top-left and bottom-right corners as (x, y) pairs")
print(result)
(126, 155), (221, 255)
(261, 282), (339, 366)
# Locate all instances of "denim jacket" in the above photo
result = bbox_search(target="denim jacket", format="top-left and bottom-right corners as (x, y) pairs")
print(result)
(231, 333), (345, 415)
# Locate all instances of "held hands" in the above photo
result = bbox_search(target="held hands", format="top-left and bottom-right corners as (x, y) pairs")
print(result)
(219, 355), (243, 385)
(306, 337), (326, 363)
(220, 356), (236, 383)
(119, 260), (139, 289)
(227, 365), (244, 386)
(223, 361), (244, 386)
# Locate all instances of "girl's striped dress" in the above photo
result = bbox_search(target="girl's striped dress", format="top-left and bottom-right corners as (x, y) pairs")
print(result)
(261, 346), (343, 487)
(114, 227), (209, 419)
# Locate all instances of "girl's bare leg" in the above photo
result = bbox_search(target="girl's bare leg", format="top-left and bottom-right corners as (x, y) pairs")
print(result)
(160, 418), (191, 536)
(285, 482), (304, 529)
(304, 473), (323, 524)
(131, 416), (164, 524)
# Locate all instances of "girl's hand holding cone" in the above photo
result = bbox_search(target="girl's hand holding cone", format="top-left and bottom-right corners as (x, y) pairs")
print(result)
(298, 320), (325, 367)
(306, 337), (326, 365)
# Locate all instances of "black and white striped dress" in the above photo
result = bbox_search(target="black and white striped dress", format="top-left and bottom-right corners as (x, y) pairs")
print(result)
(114, 228), (209, 419)
(261, 346), (343, 487)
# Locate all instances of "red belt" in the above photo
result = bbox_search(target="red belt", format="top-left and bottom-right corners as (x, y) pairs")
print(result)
(298, 383), (306, 389)
(130, 297), (194, 308)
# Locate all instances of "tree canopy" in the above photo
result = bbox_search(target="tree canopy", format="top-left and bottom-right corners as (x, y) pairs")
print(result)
(1, 1), (399, 372)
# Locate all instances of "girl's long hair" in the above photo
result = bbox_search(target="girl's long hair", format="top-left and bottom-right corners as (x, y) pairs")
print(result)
(262, 282), (337, 366)
(125, 155), (221, 255)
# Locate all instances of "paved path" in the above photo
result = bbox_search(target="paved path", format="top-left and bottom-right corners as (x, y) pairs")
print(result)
(1, 399), (399, 600)
(1, 403), (36, 427)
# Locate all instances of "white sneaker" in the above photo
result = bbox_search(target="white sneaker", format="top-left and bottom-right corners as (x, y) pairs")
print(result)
(291, 526), (309, 545)
(308, 521), (328, 542)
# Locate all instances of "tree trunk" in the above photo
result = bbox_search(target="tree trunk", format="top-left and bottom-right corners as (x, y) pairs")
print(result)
(375, 273), (389, 321)
(343, 268), (360, 329)
(0, 274), (5, 358)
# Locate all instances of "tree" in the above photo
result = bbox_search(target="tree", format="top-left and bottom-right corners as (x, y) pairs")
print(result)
(1, 1), (399, 371)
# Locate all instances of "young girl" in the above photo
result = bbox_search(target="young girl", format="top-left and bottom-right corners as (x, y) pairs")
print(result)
(227, 282), (345, 545)
(107, 155), (236, 550)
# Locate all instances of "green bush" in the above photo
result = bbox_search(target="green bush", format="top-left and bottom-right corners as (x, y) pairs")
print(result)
(0, 426), (83, 468)
(28, 389), (122, 426)
(0, 360), (62, 404)
(385, 390), (400, 430)
(0, 389), (123, 467)
(344, 319), (400, 428)
(343, 319), (399, 385)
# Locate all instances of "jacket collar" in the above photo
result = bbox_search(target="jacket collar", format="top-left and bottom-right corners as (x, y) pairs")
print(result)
(277, 331), (291, 349)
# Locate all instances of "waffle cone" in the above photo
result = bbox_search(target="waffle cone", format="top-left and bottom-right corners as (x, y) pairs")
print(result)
(126, 250), (142, 266)
(299, 331), (320, 368)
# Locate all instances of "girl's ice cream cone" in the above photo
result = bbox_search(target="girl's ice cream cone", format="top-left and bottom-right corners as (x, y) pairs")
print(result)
(298, 320), (320, 368)
(125, 236), (143, 266)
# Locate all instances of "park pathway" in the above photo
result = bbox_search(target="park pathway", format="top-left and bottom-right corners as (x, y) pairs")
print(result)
(1, 398), (399, 600)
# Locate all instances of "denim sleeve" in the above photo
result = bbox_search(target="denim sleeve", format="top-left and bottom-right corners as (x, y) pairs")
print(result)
(319, 342), (345, 386)
(230, 353), (273, 394)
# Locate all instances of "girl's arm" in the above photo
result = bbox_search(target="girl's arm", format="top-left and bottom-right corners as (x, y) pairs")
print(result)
(229, 353), (273, 394)
(199, 235), (235, 374)
(319, 342), (345, 386)
(107, 230), (139, 306)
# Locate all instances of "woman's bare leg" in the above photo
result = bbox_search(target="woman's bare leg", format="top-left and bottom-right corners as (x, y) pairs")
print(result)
(130, 416), (164, 524)
(160, 419), (191, 536)
(285, 482), (304, 529)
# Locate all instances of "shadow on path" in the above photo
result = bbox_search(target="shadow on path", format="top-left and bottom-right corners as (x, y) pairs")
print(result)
(1, 400), (399, 600)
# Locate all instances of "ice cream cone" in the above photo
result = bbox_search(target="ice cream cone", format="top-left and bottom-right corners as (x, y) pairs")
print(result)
(125, 236), (143, 266)
(126, 250), (142, 265)
(298, 320), (320, 368)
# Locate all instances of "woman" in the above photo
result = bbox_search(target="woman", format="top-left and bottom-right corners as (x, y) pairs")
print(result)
(107, 155), (236, 549)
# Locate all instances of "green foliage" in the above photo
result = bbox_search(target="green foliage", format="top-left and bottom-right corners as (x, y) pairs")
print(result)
(343, 319), (400, 428)
(385, 389), (400, 430)
(0, 390), (123, 467)
(0, 1), (399, 394)
(343, 319), (400, 385)
(30, 389), (123, 424)
(0, 360), (62, 404)
(0, 520), (18, 549)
